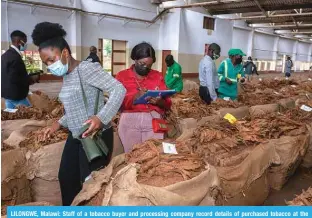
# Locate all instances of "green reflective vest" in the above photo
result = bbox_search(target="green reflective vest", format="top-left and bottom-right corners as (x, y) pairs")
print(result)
(217, 58), (244, 100)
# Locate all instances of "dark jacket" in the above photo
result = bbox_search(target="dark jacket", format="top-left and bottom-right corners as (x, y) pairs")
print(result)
(1, 47), (30, 100)
(85, 53), (100, 63)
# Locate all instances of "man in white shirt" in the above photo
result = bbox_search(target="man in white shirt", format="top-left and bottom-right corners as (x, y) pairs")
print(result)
(198, 43), (221, 104)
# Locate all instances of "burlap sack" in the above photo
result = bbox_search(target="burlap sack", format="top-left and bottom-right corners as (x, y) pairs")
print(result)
(3, 120), (47, 148)
(72, 154), (220, 206)
(278, 98), (296, 111)
(222, 171), (270, 206)
(217, 143), (279, 205)
(197, 115), (221, 127)
(182, 80), (199, 94)
(2, 119), (34, 141)
(301, 125), (312, 168)
(268, 134), (310, 190)
(26, 141), (65, 205)
(1, 149), (31, 208)
(178, 118), (197, 133)
(249, 104), (280, 118)
(217, 106), (249, 120)
(27, 92), (55, 112)
(177, 128), (278, 206)
(111, 132), (124, 159)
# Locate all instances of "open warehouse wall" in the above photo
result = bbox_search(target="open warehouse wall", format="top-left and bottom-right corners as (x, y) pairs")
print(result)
(253, 32), (276, 61)
(1, 0), (312, 76)
(232, 28), (250, 57)
(80, 0), (162, 71)
(1, 2), (72, 52)
(178, 9), (233, 74)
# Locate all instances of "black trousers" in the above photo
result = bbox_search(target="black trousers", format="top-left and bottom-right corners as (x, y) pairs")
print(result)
(58, 127), (113, 206)
(199, 86), (218, 104)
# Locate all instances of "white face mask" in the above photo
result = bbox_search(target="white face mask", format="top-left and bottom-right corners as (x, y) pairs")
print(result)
(212, 52), (220, 60)
(47, 51), (68, 77)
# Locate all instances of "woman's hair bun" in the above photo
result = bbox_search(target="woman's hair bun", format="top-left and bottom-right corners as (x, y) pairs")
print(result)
(32, 22), (67, 46)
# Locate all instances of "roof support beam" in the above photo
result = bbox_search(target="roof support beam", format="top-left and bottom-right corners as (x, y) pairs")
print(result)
(249, 23), (312, 29)
(292, 17), (299, 29)
(230, 12), (312, 20)
(274, 31), (312, 34)
(252, 0), (268, 18)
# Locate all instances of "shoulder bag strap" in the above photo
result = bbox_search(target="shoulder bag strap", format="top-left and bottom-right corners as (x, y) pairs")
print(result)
(77, 67), (100, 116)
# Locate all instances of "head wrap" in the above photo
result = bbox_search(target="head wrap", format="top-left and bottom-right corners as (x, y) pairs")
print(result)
(228, 48), (246, 56)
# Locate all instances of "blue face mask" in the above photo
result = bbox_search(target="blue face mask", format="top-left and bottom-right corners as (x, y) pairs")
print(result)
(47, 52), (69, 77)
(19, 44), (27, 52)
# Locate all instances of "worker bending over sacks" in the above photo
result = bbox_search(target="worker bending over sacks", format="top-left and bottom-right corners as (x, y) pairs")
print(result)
(31, 22), (125, 206)
(217, 48), (246, 100)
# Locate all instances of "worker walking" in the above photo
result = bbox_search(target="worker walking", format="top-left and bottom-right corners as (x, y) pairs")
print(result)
(285, 56), (293, 79)
(165, 55), (183, 92)
(218, 48), (246, 100)
(243, 56), (258, 82)
(198, 43), (221, 104)
(86, 46), (100, 63)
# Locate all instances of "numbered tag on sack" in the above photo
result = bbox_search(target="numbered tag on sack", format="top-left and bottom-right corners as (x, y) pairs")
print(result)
(300, 105), (312, 112)
(3, 108), (18, 113)
(224, 113), (237, 124)
(274, 92), (280, 95)
(223, 97), (230, 101)
(291, 85), (297, 88)
(162, 142), (178, 154)
(308, 78), (312, 81)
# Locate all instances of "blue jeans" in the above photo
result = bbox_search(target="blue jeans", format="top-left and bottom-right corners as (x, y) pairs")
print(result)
(5, 98), (30, 109)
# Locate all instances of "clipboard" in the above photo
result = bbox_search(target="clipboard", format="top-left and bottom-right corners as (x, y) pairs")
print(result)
(133, 90), (176, 105)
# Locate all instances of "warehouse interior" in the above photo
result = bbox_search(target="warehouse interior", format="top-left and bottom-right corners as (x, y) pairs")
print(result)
(1, 0), (312, 209)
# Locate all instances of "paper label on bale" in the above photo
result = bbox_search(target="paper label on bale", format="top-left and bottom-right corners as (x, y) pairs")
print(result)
(300, 105), (312, 112)
(162, 142), (178, 154)
(223, 113), (237, 124)
(223, 97), (230, 101)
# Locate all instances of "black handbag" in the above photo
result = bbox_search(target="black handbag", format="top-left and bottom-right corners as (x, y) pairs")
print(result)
(76, 69), (109, 162)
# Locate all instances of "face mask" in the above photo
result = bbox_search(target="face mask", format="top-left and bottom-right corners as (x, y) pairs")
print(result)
(235, 57), (243, 65)
(135, 63), (150, 76)
(19, 42), (27, 51)
(47, 51), (69, 77)
(212, 52), (220, 60)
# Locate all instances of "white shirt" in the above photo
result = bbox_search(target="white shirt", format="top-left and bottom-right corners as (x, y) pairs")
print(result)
(10, 45), (22, 56)
(198, 55), (219, 101)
